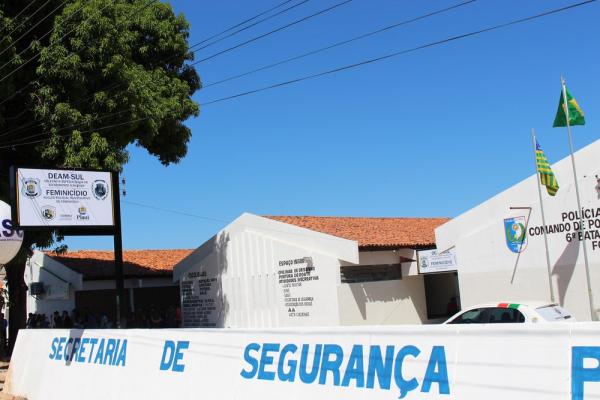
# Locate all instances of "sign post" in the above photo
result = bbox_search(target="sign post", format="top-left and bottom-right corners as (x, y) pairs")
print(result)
(111, 172), (126, 328)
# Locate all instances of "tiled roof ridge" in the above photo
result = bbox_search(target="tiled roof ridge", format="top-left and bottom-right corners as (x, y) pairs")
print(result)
(264, 215), (449, 220)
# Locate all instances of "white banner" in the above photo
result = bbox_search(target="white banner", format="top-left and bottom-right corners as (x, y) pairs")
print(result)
(417, 249), (457, 274)
(15, 168), (114, 227)
(5, 324), (600, 399)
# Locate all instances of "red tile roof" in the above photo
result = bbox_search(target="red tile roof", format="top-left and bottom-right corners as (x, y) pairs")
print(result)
(266, 216), (450, 249)
(46, 249), (192, 280)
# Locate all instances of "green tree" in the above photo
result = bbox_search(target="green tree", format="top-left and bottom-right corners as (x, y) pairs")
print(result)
(0, 0), (200, 350)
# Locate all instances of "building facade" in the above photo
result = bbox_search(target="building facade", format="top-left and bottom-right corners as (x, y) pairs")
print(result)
(436, 138), (600, 321)
(173, 213), (455, 328)
(24, 249), (189, 325)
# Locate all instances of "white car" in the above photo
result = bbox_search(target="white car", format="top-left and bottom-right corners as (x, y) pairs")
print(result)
(444, 301), (575, 324)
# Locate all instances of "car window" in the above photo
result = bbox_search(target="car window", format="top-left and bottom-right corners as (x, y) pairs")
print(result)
(448, 308), (487, 324)
(487, 307), (525, 323)
(535, 305), (573, 321)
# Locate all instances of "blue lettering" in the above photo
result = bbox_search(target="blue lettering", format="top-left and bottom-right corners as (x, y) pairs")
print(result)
(421, 346), (449, 395)
(258, 343), (279, 381)
(367, 345), (394, 390)
(319, 344), (343, 386)
(94, 339), (105, 364)
(78, 338), (90, 363)
(2, 220), (14, 237)
(49, 338), (58, 360)
(115, 340), (127, 367)
(299, 344), (322, 384)
(70, 338), (81, 361)
(172, 341), (188, 372)
(103, 339), (116, 365)
(342, 345), (365, 388)
(572, 346), (600, 400)
(240, 343), (261, 379)
(278, 344), (298, 382)
(394, 345), (420, 399)
(160, 341), (176, 371)
(88, 338), (98, 363)
(64, 338), (73, 361)
(56, 337), (66, 361)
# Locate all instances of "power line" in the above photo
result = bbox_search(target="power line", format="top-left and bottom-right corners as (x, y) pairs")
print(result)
(0, 116), (151, 150)
(190, 0), (297, 49)
(203, 0), (477, 88)
(202, 0), (597, 106)
(0, 0), (160, 130)
(2, 0), (595, 150)
(194, 0), (311, 52)
(192, 0), (355, 65)
(0, 0), (41, 36)
(0, 1), (85, 76)
(0, 108), (132, 144)
(123, 200), (228, 223)
(0, 0), (68, 60)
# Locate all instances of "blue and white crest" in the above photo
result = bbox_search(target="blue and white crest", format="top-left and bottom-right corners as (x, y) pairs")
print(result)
(504, 216), (528, 253)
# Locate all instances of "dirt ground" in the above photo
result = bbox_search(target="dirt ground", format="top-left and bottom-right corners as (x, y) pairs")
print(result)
(0, 361), (26, 400)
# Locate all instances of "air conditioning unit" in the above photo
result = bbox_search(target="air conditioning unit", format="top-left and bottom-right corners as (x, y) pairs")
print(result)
(29, 282), (45, 296)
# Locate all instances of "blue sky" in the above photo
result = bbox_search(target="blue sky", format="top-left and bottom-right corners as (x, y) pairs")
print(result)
(65, 0), (600, 250)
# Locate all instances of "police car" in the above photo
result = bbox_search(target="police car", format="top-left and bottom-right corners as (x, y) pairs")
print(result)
(444, 301), (574, 324)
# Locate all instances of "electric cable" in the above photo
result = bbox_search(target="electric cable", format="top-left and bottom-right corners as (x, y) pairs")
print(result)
(0, 1), (85, 75)
(0, 0), (160, 131)
(1, 0), (595, 149)
(192, 0), (355, 65)
(122, 200), (228, 223)
(0, 0), (41, 36)
(190, 0), (297, 49)
(203, 0), (476, 88)
(0, 0), (68, 59)
(201, 0), (596, 106)
(194, 0), (311, 52)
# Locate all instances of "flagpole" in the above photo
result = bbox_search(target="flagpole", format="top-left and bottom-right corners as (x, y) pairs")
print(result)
(561, 76), (596, 321)
(531, 129), (555, 303)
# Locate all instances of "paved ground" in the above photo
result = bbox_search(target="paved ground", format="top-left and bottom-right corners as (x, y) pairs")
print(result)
(0, 361), (26, 400)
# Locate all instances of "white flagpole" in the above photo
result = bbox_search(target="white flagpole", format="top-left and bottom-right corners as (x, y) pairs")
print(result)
(531, 129), (555, 303)
(561, 76), (596, 320)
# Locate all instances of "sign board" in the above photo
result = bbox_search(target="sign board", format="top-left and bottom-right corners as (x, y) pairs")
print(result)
(12, 167), (114, 228)
(417, 248), (457, 274)
(5, 324), (600, 400)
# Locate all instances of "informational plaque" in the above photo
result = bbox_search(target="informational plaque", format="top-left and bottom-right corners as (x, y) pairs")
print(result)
(14, 167), (114, 228)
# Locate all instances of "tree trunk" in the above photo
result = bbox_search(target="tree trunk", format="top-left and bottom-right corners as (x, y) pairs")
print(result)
(5, 253), (27, 355)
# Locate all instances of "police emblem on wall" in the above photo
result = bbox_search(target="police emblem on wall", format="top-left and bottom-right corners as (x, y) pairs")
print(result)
(92, 180), (109, 200)
(504, 216), (528, 253)
(21, 178), (40, 198)
(41, 206), (56, 221)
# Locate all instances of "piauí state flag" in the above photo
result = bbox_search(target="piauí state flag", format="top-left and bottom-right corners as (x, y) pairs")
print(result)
(535, 139), (559, 196)
(553, 87), (585, 127)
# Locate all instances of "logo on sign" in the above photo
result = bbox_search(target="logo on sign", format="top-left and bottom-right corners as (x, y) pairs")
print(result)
(92, 180), (109, 200)
(41, 206), (56, 221)
(77, 205), (90, 221)
(22, 178), (40, 198)
(504, 216), (527, 253)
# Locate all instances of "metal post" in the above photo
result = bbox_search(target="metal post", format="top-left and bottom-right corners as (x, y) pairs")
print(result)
(561, 76), (596, 320)
(530, 129), (555, 303)
(112, 171), (126, 328)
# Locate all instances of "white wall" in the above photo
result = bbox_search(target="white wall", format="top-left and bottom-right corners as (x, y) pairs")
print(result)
(9, 324), (600, 400)
(436, 138), (600, 320)
(24, 251), (81, 317)
(176, 214), (359, 328)
(337, 275), (428, 325)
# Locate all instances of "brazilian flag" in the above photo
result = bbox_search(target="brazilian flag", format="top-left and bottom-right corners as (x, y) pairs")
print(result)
(553, 87), (585, 127)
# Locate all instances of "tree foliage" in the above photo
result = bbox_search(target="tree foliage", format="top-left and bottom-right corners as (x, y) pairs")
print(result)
(0, 0), (201, 346)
